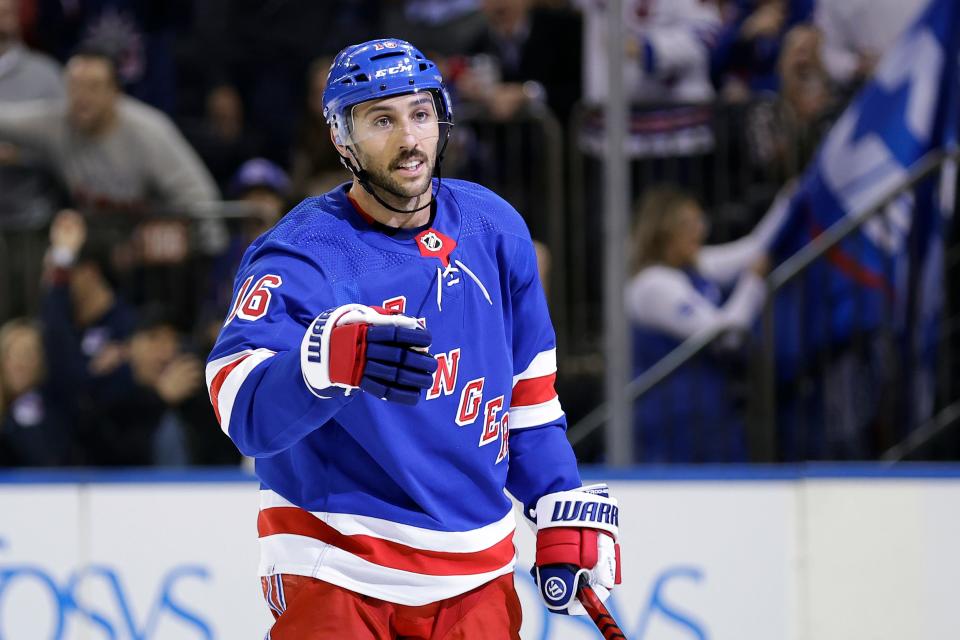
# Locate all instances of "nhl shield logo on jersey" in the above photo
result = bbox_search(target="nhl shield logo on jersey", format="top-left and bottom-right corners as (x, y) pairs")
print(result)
(420, 231), (443, 252)
(415, 228), (457, 266)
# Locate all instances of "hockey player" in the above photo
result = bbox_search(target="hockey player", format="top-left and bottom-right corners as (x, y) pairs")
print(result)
(205, 39), (621, 638)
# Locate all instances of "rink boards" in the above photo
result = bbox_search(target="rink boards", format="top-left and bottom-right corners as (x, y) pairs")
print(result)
(1, 464), (959, 640)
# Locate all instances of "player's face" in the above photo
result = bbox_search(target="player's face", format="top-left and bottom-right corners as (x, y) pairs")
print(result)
(350, 93), (441, 201)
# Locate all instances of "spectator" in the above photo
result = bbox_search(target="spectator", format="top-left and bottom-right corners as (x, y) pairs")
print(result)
(0, 0), (65, 235)
(228, 158), (291, 240)
(0, 0), (63, 102)
(40, 211), (212, 467)
(40, 210), (136, 462)
(576, 0), (721, 158)
(380, 0), (485, 56)
(746, 24), (837, 183)
(199, 158), (291, 348)
(442, 0), (580, 280)
(30, 0), (191, 113)
(183, 82), (263, 195)
(79, 306), (208, 466)
(711, 0), (792, 100)
(579, 0), (720, 106)
(814, 0), (930, 88)
(0, 318), (74, 466)
(455, 0), (582, 123)
(625, 185), (788, 462)
(0, 45), (219, 214)
(208, 0), (379, 164)
(42, 210), (136, 370)
(290, 57), (347, 200)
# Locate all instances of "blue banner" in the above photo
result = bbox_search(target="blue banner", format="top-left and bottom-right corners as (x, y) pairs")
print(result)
(771, 0), (960, 378)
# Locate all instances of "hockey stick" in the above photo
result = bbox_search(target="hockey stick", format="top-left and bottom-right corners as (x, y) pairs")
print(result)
(578, 585), (628, 640)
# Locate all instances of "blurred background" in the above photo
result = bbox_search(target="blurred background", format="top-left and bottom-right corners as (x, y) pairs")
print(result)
(0, 0), (958, 638)
(1, 0), (957, 468)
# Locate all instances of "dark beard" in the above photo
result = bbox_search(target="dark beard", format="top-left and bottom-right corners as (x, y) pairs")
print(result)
(365, 155), (433, 205)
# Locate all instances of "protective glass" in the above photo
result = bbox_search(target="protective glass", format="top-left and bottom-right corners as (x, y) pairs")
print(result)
(343, 90), (452, 147)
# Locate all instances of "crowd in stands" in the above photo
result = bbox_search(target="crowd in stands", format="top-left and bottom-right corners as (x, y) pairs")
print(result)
(0, 0), (950, 467)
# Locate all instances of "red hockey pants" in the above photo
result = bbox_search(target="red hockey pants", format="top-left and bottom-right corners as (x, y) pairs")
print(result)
(260, 572), (522, 639)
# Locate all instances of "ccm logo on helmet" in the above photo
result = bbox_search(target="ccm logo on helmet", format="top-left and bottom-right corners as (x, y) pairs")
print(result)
(550, 500), (619, 527)
(375, 62), (414, 79)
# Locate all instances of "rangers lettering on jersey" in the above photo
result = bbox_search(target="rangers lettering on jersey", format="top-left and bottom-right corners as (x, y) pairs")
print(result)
(382, 296), (407, 314)
(495, 415), (510, 464)
(479, 396), (505, 446)
(428, 349), (460, 399)
(456, 378), (485, 426)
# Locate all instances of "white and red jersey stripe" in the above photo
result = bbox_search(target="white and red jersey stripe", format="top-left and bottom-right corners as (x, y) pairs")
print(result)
(205, 349), (276, 433)
(510, 348), (564, 430)
(256, 490), (517, 605)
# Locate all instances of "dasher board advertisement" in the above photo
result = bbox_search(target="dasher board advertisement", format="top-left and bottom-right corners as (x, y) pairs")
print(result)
(0, 466), (958, 640)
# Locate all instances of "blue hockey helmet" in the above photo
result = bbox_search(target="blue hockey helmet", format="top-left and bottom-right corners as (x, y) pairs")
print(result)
(323, 38), (454, 147)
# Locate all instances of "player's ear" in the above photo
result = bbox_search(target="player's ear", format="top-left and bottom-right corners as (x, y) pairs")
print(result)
(329, 129), (348, 157)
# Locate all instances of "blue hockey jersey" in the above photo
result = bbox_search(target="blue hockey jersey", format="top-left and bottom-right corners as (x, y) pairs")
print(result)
(206, 179), (581, 605)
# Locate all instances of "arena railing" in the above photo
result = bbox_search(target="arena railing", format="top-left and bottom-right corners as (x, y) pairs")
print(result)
(565, 98), (817, 348)
(0, 198), (267, 326)
(568, 147), (959, 463)
(564, 98), (812, 462)
(757, 147), (960, 462)
(447, 101), (569, 353)
(566, 324), (732, 449)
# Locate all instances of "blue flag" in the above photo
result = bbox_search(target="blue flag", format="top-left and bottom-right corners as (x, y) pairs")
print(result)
(771, 0), (960, 381)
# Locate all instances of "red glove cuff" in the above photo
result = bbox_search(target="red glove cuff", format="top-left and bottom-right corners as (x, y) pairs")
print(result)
(535, 527), (600, 568)
(328, 323), (368, 386)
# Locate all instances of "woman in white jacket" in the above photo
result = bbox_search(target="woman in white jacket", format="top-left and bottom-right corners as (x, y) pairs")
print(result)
(626, 185), (788, 462)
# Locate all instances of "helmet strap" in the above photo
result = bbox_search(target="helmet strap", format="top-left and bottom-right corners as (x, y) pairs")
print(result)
(358, 168), (433, 215)
(338, 140), (447, 216)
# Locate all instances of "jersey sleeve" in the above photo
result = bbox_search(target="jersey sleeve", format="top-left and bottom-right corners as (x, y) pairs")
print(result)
(205, 246), (353, 457)
(503, 233), (582, 515)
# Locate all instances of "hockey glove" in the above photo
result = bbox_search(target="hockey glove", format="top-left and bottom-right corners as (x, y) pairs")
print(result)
(301, 304), (437, 405)
(532, 483), (621, 616)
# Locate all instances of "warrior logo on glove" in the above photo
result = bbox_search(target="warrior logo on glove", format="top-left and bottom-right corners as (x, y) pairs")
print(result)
(533, 484), (622, 616)
(545, 577), (567, 600)
(549, 499), (620, 528)
(301, 304), (437, 405)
